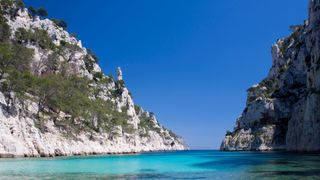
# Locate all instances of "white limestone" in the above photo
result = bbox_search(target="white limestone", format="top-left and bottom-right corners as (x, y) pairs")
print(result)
(221, 0), (320, 152)
(0, 5), (187, 158)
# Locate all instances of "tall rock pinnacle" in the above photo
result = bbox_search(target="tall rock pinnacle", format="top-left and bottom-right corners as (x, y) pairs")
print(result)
(117, 67), (123, 81)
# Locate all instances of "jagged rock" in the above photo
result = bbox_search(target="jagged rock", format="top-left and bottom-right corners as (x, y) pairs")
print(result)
(221, 0), (320, 152)
(117, 67), (123, 81)
(0, 2), (187, 157)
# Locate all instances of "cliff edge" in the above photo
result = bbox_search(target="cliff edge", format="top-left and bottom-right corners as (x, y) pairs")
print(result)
(0, 0), (187, 157)
(221, 0), (320, 152)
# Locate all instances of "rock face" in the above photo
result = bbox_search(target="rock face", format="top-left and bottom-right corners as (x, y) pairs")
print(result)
(0, 2), (187, 157)
(221, 0), (320, 152)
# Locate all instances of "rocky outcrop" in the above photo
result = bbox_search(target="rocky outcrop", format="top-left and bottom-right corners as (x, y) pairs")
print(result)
(221, 0), (320, 152)
(0, 90), (186, 157)
(0, 2), (187, 157)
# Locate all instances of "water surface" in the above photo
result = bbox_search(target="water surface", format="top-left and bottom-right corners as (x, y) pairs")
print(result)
(0, 150), (319, 179)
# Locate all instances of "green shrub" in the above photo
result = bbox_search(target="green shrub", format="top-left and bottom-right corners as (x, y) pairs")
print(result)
(0, 12), (11, 42)
(28, 6), (48, 18)
(84, 54), (95, 73)
(28, 6), (37, 17)
(0, 42), (34, 79)
(4, 70), (36, 98)
(3, 67), (133, 133)
(15, 0), (24, 9)
(168, 129), (180, 139)
(37, 7), (48, 18)
(0, 1), (135, 135)
(59, 40), (66, 46)
(116, 79), (125, 87)
(51, 18), (67, 30)
(226, 130), (233, 136)
(11, 43), (34, 71)
(139, 112), (161, 134)
(0, 0), (14, 12)
(247, 78), (279, 100)
(108, 74), (114, 80)
(45, 51), (60, 74)
(110, 80), (126, 98)
(57, 41), (81, 53)
(134, 105), (142, 114)
(0, 0), (23, 18)
(93, 72), (103, 80)
(58, 42), (82, 59)
(110, 88), (123, 98)
(15, 27), (31, 43)
(0, 43), (14, 78)
(99, 76), (113, 84)
(33, 28), (55, 50)
(15, 28), (56, 50)
(0, 0), (14, 8)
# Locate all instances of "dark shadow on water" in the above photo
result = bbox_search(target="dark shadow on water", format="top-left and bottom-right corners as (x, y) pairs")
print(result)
(2, 172), (208, 180)
(192, 152), (320, 178)
(251, 169), (320, 177)
(108, 173), (207, 180)
(193, 152), (320, 170)
(262, 160), (296, 165)
(139, 169), (156, 172)
(192, 158), (311, 170)
(193, 159), (262, 169)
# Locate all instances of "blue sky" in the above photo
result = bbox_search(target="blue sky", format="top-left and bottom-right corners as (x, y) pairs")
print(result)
(24, 0), (308, 149)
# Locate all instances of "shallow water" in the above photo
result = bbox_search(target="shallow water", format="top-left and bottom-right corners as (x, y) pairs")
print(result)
(0, 150), (319, 179)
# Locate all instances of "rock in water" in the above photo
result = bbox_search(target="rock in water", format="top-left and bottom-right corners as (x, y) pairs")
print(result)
(0, 1), (187, 157)
(221, 0), (320, 152)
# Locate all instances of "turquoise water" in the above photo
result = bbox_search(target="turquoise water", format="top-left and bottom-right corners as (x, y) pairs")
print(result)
(0, 150), (319, 179)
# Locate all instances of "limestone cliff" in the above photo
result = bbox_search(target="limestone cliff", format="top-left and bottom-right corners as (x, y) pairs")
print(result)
(0, 1), (187, 157)
(221, 0), (320, 152)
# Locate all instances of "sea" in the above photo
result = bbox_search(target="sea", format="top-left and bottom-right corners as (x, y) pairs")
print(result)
(0, 150), (319, 179)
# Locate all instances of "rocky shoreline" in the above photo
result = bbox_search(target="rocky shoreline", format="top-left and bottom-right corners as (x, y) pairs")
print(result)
(221, 0), (320, 152)
(0, 150), (186, 158)
(0, 1), (187, 158)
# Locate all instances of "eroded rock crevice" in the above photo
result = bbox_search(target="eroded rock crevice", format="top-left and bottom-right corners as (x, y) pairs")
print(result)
(221, 0), (320, 152)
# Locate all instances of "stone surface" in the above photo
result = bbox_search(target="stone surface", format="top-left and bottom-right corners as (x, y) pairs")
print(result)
(221, 0), (320, 152)
(117, 67), (123, 81)
(0, 94), (186, 157)
(0, 4), (187, 157)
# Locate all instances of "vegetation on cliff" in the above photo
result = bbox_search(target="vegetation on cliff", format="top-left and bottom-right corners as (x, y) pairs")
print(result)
(0, 0), (136, 135)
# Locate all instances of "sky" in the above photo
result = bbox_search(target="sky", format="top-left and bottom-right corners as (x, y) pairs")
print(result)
(24, 0), (308, 149)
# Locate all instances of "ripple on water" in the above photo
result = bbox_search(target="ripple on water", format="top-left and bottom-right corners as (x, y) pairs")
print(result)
(0, 151), (319, 179)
